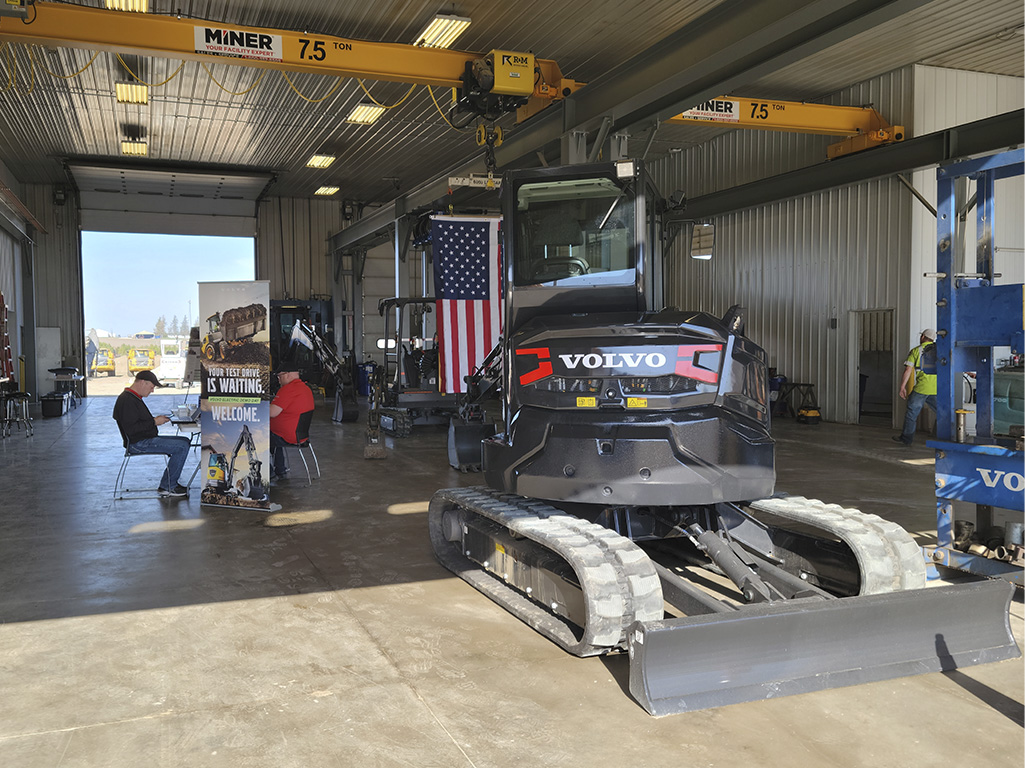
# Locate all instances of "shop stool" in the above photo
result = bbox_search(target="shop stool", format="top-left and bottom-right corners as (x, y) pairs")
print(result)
(5, 390), (33, 438)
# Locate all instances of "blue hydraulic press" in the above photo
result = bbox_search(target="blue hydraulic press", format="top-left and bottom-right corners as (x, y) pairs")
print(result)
(928, 148), (1023, 586)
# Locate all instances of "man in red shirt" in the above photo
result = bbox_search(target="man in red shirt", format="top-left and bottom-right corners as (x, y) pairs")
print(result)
(269, 362), (315, 478)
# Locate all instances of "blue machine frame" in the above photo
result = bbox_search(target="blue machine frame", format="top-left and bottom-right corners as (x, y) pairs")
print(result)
(927, 148), (1023, 586)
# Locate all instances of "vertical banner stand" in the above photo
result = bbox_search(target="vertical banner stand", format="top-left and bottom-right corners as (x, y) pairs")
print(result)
(197, 281), (274, 510)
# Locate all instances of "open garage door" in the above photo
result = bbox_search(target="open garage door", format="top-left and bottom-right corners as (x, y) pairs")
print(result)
(69, 165), (272, 237)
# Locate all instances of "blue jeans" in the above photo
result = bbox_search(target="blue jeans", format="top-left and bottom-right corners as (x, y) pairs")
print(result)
(129, 435), (192, 489)
(270, 432), (292, 476)
(899, 391), (937, 444)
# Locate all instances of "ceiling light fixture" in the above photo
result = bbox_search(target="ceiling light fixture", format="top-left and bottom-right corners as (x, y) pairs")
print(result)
(414, 13), (471, 49)
(115, 82), (148, 104)
(105, 0), (149, 11)
(306, 154), (336, 169)
(121, 140), (148, 156)
(345, 103), (386, 125)
(315, 186), (340, 196)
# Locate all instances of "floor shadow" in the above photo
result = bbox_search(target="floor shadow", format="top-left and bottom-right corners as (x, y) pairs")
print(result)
(936, 634), (1024, 727)
(599, 651), (632, 700)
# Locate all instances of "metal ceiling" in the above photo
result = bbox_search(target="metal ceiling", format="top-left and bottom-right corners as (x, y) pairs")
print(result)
(0, 0), (1021, 209)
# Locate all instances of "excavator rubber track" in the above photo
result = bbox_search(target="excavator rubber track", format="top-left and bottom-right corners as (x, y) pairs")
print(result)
(429, 486), (663, 655)
(430, 487), (1020, 715)
(380, 408), (414, 438)
(745, 495), (928, 593)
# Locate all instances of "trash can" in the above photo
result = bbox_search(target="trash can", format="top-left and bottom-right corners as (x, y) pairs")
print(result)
(356, 361), (378, 396)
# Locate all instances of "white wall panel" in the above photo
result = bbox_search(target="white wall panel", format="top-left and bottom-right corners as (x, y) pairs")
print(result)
(908, 66), (1024, 351)
(362, 241), (394, 366)
(0, 229), (18, 366)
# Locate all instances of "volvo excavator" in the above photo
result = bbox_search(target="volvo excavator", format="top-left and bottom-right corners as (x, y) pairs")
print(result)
(428, 160), (1019, 715)
(202, 423), (268, 503)
(287, 320), (359, 424)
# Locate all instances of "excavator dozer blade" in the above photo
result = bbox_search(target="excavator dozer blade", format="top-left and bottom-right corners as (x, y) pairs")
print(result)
(629, 579), (1019, 716)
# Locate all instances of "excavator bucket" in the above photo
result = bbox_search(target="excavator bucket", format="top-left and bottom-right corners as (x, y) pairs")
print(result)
(363, 430), (388, 460)
(629, 579), (1019, 716)
(447, 418), (496, 471)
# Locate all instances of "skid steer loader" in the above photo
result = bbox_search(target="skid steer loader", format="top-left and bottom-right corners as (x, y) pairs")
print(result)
(428, 160), (1018, 715)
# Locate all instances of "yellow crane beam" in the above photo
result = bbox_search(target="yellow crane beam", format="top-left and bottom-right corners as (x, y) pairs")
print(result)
(0, 2), (578, 113)
(0, 5), (900, 159)
(668, 97), (904, 158)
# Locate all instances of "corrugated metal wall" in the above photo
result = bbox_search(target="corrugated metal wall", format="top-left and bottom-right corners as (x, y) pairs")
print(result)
(652, 64), (1023, 424)
(256, 197), (342, 301)
(651, 67), (917, 423)
(24, 184), (83, 370)
(860, 309), (894, 353)
(908, 66), (1025, 351)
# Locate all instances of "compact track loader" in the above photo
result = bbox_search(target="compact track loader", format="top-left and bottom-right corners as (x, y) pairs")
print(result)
(428, 161), (1018, 715)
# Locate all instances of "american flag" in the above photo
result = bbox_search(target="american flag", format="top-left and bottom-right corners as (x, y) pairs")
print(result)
(432, 215), (502, 393)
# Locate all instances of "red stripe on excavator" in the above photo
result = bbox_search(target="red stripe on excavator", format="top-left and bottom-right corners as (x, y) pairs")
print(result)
(676, 344), (723, 384)
(516, 347), (553, 385)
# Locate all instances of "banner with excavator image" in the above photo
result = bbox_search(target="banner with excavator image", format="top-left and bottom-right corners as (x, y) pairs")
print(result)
(198, 281), (272, 509)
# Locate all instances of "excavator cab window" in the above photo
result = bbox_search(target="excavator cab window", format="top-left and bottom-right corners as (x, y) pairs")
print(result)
(513, 177), (637, 287)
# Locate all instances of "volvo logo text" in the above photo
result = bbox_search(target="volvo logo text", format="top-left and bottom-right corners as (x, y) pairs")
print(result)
(977, 468), (1025, 492)
(559, 352), (666, 370)
(517, 344), (724, 386)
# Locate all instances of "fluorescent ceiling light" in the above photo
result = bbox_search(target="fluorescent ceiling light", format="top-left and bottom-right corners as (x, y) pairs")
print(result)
(105, 0), (149, 11)
(346, 103), (386, 125)
(414, 14), (471, 49)
(121, 141), (148, 156)
(115, 82), (148, 104)
(306, 154), (336, 169)
(315, 186), (340, 196)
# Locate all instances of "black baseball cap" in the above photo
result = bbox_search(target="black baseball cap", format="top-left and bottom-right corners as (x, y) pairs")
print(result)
(135, 370), (166, 387)
(274, 361), (300, 373)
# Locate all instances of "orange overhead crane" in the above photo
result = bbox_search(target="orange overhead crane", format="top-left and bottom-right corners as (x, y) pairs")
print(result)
(0, 1), (581, 127)
(669, 97), (904, 159)
(0, 3), (903, 160)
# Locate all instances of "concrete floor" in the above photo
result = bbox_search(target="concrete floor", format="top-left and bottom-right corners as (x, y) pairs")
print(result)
(0, 394), (1021, 768)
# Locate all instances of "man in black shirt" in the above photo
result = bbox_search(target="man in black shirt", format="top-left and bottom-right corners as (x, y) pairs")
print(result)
(113, 370), (192, 497)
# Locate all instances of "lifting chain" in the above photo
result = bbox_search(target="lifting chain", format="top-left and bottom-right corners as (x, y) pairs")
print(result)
(476, 123), (504, 184)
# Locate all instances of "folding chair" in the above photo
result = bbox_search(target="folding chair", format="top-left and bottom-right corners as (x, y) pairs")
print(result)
(113, 424), (167, 499)
(281, 410), (320, 486)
